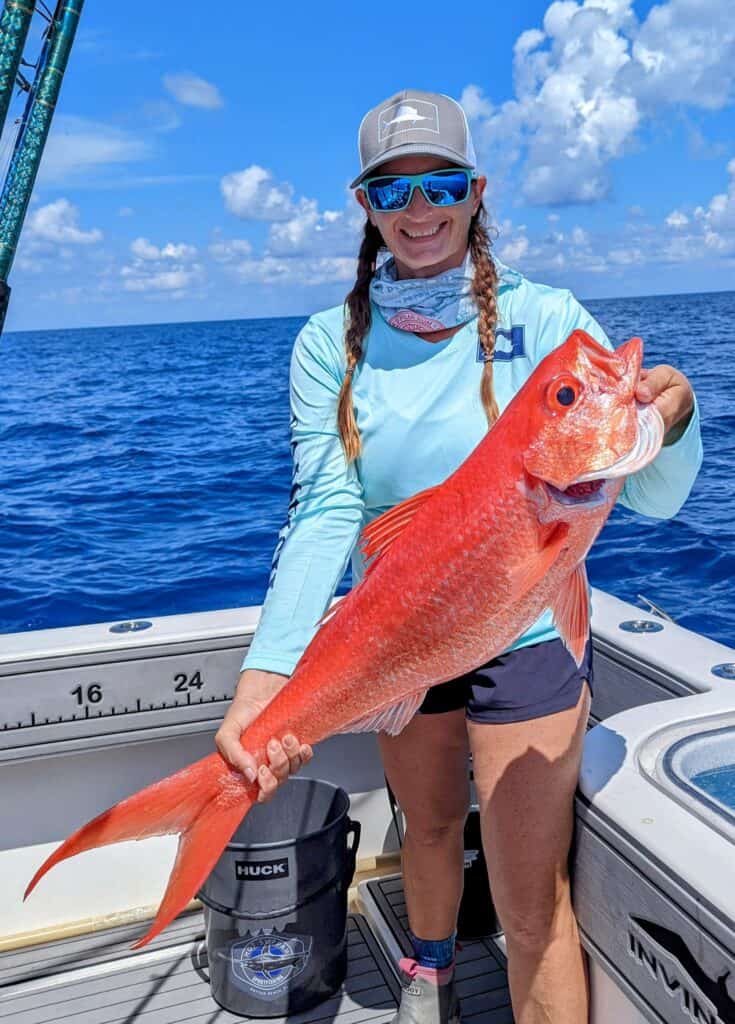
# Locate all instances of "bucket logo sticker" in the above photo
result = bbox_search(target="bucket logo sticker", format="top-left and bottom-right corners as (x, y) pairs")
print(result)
(235, 857), (289, 880)
(227, 928), (312, 1000)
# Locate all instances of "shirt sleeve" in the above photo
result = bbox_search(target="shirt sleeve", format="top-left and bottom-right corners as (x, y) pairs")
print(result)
(241, 317), (365, 676)
(552, 290), (703, 520)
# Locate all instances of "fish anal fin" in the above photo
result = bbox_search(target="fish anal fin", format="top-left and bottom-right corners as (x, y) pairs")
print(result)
(551, 562), (590, 667)
(340, 691), (428, 737)
(360, 485), (440, 567)
(507, 523), (569, 604)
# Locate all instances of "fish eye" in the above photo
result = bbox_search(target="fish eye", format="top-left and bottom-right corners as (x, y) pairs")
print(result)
(546, 374), (582, 413)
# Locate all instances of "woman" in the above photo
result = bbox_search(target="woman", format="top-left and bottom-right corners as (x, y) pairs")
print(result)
(216, 90), (701, 1024)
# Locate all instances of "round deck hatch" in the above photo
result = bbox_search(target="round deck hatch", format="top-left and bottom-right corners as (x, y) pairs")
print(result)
(109, 620), (153, 633)
(619, 619), (664, 633)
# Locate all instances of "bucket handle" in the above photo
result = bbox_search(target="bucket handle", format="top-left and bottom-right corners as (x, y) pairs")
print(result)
(344, 818), (361, 881)
(199, 817), (363, 921)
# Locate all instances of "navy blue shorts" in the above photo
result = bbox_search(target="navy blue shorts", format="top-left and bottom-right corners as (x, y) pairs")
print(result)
(418, 638), (593, 724)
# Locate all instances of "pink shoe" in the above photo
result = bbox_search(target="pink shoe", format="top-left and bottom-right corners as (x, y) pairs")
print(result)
(390, 957), (461, 1024)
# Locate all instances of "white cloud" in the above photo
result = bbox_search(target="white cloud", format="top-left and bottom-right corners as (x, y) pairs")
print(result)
(121, 236), (203, 296)
(209, 238), (254, 263)
(463, 0), (735, 206)
(221, 165), (295, 221)
(130, 237), (198, 261)
(218, 164), (363, 281)
(498, 233), (530, 264)
(229, 255), (356, 286)
(119, 206), (134, 217)
(39, 115), (149, 184)
(163, 72), (224, 109)
(27, 199), (102, 245)
(122, 267), (203, 293)
(627, 0), (735, 110)
(665, 210), (689, 229)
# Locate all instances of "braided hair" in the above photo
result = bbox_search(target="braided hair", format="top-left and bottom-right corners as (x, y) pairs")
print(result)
(337, 204), (499, 463)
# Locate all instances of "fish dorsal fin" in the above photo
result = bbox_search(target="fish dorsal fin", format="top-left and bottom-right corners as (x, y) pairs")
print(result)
(360, 485), (439, 574)
(339, 690), (428, 737)
(551, 562), (590, 667)
(507, 523), (569, 604)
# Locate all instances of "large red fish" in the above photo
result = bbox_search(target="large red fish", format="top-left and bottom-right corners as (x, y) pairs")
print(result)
(25, 330), (664, 947)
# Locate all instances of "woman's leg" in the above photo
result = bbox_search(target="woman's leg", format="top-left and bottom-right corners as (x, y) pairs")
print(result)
(467, 680), (591, 1024)
(377, 706), (470, 941)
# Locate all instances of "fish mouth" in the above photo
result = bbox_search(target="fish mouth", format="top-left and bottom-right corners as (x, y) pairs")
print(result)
(545, 478), (609, 508)
(573, 402), (665, 483)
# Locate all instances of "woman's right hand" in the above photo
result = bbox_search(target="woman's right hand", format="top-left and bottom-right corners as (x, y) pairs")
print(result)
(215, 669), (313, 803)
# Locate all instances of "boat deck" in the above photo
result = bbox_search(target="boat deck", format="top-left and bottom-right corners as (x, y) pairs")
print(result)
(0, 874), (513, 1023)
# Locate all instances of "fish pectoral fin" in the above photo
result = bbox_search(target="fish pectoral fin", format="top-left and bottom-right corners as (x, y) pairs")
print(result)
(507, 523), (569, 604)
(339, 690), (429, 737)
(359, 485), (440, 570)
(551, 562), (590, 668)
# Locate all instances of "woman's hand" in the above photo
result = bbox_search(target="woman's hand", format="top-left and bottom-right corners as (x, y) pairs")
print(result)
(215, 669), (313, 803)
(635, 364), (695, 444)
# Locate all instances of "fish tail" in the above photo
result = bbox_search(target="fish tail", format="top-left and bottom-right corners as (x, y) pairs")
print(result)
(24, 751), (255, 949)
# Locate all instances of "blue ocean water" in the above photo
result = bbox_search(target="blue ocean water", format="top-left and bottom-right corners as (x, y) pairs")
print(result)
(1, 290), (733, 647)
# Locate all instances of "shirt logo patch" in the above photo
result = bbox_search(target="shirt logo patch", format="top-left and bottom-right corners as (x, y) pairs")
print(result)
(379, 100), (440, 141)
(476, 325), (526, 363)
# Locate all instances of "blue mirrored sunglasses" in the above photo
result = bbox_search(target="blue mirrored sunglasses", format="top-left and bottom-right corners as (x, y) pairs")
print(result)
(362, 168), (475, 213)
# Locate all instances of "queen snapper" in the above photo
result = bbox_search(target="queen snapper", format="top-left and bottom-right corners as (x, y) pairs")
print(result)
(24, 330), (664, 948)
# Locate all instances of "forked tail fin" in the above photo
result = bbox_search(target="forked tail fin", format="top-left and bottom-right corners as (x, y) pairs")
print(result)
(24, 751), (254, 949)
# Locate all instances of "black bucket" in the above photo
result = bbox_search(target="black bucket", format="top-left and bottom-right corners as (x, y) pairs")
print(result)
(198, 777), (361, 1018)
(457, 806), (502, 939)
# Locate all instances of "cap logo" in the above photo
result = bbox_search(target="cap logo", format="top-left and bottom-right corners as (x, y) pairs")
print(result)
(378, 99), (439, 141)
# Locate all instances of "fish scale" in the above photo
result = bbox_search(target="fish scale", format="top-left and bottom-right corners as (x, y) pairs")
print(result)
(24, 329), (663, 950)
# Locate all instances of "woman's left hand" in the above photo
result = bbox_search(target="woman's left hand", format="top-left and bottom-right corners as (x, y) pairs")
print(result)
(635, 364), (695, 444)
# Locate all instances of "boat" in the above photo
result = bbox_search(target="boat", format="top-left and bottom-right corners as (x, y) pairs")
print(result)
(1, 587), (734, 1023)
(1, 5), (733, 1022)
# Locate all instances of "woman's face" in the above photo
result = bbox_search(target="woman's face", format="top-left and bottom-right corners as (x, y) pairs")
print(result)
(356, 155), (486, 279)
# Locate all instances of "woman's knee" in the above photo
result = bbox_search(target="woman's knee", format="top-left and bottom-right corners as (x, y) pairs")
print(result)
(497, 875), (577, 955)
(403, 806), (469, 849)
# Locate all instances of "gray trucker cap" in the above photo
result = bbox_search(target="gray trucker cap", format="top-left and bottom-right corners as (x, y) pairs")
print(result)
(350, 89), (477, 189)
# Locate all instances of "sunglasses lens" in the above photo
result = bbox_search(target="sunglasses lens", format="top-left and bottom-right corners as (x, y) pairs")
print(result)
(366, 176), (412, 211)
(422, 170), (470, 206)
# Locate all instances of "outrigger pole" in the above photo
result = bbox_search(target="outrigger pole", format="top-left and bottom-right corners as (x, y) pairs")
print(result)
(0, 1), (36, 143)
(0, 0), (84, 333)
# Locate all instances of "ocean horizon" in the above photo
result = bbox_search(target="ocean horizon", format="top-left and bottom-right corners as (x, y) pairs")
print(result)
(2, 288), (733, 649)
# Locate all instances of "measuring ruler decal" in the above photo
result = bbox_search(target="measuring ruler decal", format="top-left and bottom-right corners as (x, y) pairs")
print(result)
(0, 641), (247, 764)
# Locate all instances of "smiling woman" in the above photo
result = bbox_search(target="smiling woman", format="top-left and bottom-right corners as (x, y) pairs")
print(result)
(218, 88), (703, 1024)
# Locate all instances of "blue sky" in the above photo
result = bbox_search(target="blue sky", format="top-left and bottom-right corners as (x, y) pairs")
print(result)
(3, 0), (734, 331)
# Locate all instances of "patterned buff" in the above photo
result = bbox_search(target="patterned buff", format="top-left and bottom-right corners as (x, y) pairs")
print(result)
(369, 252), (477, 333)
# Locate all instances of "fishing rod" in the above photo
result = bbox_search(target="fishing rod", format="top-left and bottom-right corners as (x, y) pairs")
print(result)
(0, 0), (84, 334)
(0, 1), (36, 144)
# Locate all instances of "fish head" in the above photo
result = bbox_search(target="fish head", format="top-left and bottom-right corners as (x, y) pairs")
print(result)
(521, 330), (664, 510)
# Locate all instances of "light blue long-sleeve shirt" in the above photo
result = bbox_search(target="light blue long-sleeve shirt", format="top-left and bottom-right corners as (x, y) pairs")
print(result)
(242, 262), (702, 675)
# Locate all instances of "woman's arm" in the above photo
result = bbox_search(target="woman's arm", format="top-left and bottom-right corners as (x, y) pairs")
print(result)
(241, 314), (365, 676)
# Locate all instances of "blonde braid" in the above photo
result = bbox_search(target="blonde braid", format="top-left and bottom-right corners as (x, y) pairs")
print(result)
(338, 220), (382, 462)
(469, 205), (500, 427)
